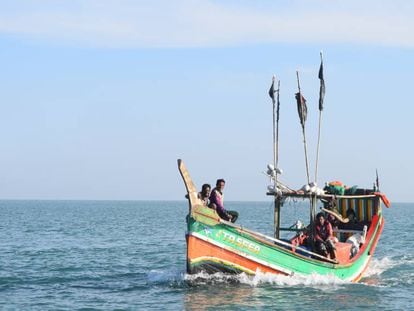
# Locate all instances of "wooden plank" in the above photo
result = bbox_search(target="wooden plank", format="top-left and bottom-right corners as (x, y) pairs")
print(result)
(321, 207), (349, 223)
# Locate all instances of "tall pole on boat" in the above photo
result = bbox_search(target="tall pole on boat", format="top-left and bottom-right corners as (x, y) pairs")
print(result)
(314, 51), (325, 185)
(269, 76), (281, 185)
(311, 53), (326, 250)
(269, 76), (281, 239)
(296, 70), (314, 246)
(269, 76), (277, 175)
(276, 80), (281, 182)
(296, 71), (310, 185)
(275, 79), (281, 239)
(375, 169), (380, 192)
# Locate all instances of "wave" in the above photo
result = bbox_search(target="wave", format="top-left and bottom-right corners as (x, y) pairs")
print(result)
(148, 255), (414, 288)
(186, 270), (347, 288)
(364, 255), (413, 277)
(238, 270), (346, 287)
(361, 255), (414, 287)
(147, 269), (347, 288)
(363, 257), (398, 277)
(146, 268), (186, 286)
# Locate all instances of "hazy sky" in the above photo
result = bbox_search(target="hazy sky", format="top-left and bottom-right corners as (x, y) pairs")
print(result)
(0, 0), (413, 202)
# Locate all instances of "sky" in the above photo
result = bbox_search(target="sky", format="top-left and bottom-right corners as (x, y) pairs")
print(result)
(0, 0), (413, 202)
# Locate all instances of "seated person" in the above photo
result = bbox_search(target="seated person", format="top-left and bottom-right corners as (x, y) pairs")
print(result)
(326, 212), (340, 229)
(339, 208), (366, 231)
(346, 208), (358, 224)
(321, 198), (340, 228)
(209, 179), (238, 223)
(314, 212), (337, 261)
(198, 184), (211, 206)
(185, 183), (211, 206)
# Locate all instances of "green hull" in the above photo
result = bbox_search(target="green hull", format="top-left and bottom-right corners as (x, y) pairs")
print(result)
(187, 205), (384, 282)
(178, 158), (388, 283)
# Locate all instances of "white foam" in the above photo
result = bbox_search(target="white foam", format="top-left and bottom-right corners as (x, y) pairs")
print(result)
(360, 255), (414, 287)
(147, 268), (185, 284)
(183, 270), (347, 288)
(364, 257), (399, 277)
(149, 257), (407, 287)
(238, 270), (346, 288)
(184, 271), (241, 285)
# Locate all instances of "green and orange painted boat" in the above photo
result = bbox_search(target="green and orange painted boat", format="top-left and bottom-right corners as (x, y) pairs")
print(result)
(178, 61), (390, 282)
(178, 159), (390, 282)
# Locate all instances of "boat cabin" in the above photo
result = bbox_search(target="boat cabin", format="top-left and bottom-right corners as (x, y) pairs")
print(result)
(271, 190), (388, 264)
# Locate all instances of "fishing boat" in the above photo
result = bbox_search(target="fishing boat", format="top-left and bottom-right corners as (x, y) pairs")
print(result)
(179, 159), (390, 282)
(178, 56), (390, 282)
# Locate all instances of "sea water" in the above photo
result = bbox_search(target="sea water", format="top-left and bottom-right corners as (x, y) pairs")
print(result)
(0, 200), (412, 310)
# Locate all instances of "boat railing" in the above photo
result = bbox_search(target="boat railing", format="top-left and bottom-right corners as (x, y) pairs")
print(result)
(266, 192), (377, 200)
(334, 225), (368, 243)
(219, 218), (338, 264)
(334, 227), (366, 235)
(279, 227), (303, 232)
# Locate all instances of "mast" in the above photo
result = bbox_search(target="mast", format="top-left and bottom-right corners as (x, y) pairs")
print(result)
(312, 53), (326, 249)
(295, 70), (316, 247)
(314, 51), (325, 184)
(275, 79), (281, 183)
(269, 76), (281, 239)
(274, 79), (281, 239)
(296, 71), (310, 185)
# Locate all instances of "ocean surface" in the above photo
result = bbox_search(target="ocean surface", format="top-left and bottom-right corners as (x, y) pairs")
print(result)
(0, 200), (413, 310)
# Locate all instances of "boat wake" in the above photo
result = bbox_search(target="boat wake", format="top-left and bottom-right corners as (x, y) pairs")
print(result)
(237, 271), (346, 287)
(363, 257), (399, 278)
(147, 269), (347, 288)
(185, 270), (347, 288)
(361, 255), (414, 286)
(148, 255), (413, 288)
(146, 268), (187, 286)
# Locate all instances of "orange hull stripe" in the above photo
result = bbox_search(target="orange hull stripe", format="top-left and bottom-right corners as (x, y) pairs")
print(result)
(187, 235), (288, 275)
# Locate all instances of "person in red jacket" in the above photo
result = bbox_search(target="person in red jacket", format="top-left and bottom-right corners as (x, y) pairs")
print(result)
(314, 212), (337, 261)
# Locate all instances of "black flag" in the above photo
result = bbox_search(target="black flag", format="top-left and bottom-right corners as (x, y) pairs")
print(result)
(295, 92), (307, 127)
(276, 79), (280, 122)
(318, 58), (325, 111)
(268, 77), (276, 104)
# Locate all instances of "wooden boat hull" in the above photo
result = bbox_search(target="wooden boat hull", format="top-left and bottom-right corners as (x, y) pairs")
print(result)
(178, 158), (387, 283)
(186, 205), (384, 282)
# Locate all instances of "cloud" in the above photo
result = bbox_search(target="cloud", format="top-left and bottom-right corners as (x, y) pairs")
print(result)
(0, 0), (413, 48)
